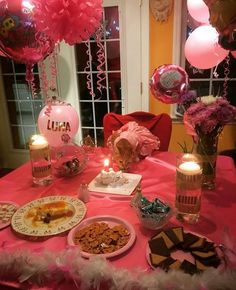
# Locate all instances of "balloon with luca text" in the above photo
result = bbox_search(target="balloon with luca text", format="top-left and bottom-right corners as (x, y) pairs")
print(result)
(38, 104), (79, 147)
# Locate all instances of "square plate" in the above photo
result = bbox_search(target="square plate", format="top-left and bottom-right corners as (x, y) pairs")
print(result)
(88, 173), (142, 196)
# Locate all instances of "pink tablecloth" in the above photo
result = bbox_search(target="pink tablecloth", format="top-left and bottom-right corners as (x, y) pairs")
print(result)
(0, 148), (236, 288)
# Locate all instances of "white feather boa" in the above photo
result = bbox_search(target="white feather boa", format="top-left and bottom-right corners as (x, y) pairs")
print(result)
(0, 248), (236, 290)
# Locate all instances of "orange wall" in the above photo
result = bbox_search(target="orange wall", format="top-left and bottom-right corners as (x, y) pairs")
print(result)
(149, 10), (236, 152)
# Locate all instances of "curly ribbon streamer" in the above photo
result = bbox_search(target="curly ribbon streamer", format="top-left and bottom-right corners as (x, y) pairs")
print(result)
(95, 24), (106, 98)
(49, 46), (59, 93)
(38, 60), (49, 100)
(84, 41), (96, 99)
(223, 55), (230, 99)
(25, 64), (37, 99)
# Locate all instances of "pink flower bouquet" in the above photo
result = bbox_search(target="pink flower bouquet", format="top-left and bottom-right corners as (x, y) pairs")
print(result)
(107, 121), (160, 170)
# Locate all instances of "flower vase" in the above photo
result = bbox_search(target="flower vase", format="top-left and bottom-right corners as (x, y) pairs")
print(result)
(193, 135), (219, 190)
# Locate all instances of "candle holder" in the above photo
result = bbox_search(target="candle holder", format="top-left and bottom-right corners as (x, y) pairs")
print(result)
(175, 154), (202, 224)
(29, 135), (53, 186)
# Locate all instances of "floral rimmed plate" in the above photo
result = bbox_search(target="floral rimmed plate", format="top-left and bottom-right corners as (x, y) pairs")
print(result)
(0, 201), (19, 230)
(11, 196), (86, 237)
(67, 215), (136, 259)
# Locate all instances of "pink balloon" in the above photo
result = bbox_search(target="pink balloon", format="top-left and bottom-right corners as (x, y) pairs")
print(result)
(185, 25), (229, 69)
(187, 0), (210, 24)
(150, 64), (189, 104)
(231, 51), (236, 59)
(38, 104), (79, 147)
(32, 0), (103, 45)
(0, 0), (54, 65)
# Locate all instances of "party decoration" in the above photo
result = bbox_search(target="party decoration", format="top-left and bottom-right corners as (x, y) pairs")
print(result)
(32, 0), (103, 45)
(185, 25), (229, 69)
(0, 248), (235, 289)
(203, 0), (236, 38)
(0, 0), (54, 72)
(107, 121), (160, 171)
(38, 102), (79, 147)
(187, 0), (209, 24)
(150, 0), (173, 22)
(150, 64), (189, 104)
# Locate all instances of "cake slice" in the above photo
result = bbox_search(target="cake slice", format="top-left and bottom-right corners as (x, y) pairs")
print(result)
(158, 256), (178, 271)
(152, 231), (175, 249)
(194, 255), (221, 268)
(180, 259), (198, 275)
(181, 232), (200, 250)
(148, 237), (171, 256)
(149, 253), (169, 268)
(192, 250), (216, 259)
(165, 227), (184, 246)
(189, 237), (206, 250)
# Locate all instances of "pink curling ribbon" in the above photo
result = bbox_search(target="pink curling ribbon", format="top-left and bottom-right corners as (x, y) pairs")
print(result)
(49, 46), (59, 93)
(223, 55), (230, 99)
(25, 64), (37, 99)
(95, 24), (106, 98)
(38, 60), (49, 100)
(84, 41), (96, 99)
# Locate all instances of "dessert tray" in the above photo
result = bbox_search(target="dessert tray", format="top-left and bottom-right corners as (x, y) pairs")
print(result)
(67, 215), (136, 259)
(146, 227), (221, 274)
(0, 201), (19, 230)
(11, 196), (86, 237)
(88, 172), (142, 196)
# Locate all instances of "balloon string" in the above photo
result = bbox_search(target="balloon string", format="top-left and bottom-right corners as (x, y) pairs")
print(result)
(25, 64), (37, 99)
(49, 47), (58, 94)
(95, 24), (106, 99)
(84, 41), (96, 99)
(222, 55), (230, 99)
(38, 60), (49, 101)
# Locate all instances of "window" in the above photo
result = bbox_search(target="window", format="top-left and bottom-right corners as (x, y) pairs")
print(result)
(172, 0), (236, 118)
(0, 58), (42, 149)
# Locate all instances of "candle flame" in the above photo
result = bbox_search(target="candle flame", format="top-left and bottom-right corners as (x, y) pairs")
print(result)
(104, 159), (110, 167)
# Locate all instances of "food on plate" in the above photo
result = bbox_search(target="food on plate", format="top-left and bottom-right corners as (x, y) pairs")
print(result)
(0, 203), (17, 224)
(26, 201), (74, 224)
(148, 227), (221, 274)
(73, 222), (130, 254)
(97, 168), (128, 186)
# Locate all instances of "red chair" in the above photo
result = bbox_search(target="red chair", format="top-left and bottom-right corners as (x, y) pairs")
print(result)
(103, 112), (172, 151)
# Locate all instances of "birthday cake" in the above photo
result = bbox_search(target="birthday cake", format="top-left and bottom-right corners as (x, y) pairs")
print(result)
(97, 168), (128, 186)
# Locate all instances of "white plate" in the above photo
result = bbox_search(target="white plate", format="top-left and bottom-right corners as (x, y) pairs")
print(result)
(11, 196), (86, 237)
(0, 201), (19, 230)
(88, 173), (142, 196)
(67, 215), (136, 259)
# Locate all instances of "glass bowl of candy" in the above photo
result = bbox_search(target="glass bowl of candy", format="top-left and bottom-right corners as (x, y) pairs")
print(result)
(53, 144), (88, 177)
(134, 197), (173, 230)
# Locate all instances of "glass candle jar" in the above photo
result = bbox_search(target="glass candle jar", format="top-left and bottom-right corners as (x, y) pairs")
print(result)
(175, 154), (202, 224)
(29, 135), (53, 186)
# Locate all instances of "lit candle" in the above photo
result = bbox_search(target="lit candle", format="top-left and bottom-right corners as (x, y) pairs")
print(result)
(30, 135), (48, 150)
(104, 158), (110, 171)
(178, 161), (202, 175)
(29, 135), (53, 186)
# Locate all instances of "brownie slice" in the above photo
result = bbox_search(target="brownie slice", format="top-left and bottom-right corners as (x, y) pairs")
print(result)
(165, 227), (184, 246)
(189, 237), (206, 250)
(148, 237), (171, 256)
(152, 231), (175, 249)
(159, 256), (178, 271)
(168, 259), (182, 270)
(180, 259), (198, 275)
(149, 253), (169, 268)
(192, 250), (216, 259)
(181, 232), (200, 250)
(199, 241), (215, 252)
(195, 255), (221, 268)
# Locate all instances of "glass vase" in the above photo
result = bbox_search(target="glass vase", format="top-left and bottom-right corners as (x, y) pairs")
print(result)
(193, 135), (219, 190)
